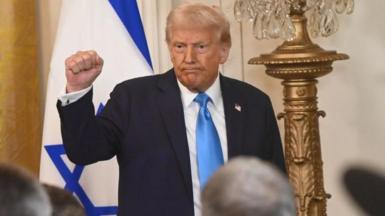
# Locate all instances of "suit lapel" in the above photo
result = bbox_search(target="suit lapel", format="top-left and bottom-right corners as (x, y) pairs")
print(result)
(156, 70), (193, 198)
(154, 72), (244, 196)
(220, 75), (243, 159)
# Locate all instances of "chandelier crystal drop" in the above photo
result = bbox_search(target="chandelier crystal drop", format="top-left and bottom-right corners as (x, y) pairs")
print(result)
(234, 0), (354, 41)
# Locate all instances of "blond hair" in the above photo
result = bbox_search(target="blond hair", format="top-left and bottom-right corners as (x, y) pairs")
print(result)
(166, 3), (232, 47)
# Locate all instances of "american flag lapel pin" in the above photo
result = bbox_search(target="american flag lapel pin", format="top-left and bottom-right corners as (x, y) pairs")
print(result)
(234, 103), (241, 112)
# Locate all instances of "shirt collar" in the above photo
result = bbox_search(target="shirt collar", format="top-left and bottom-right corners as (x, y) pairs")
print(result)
(177, 73), (222, 109)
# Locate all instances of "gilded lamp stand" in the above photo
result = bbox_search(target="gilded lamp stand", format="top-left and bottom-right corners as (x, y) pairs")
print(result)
(234, 0), (353, 215)
(250, 15), (348, 215)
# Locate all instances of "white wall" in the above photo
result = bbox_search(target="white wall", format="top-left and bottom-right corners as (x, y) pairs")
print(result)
(37, 1), (385, 215)
(315, 1), (385, 215)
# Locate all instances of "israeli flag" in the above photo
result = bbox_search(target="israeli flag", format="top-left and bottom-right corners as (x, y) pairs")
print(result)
(39, 0), (152, 215)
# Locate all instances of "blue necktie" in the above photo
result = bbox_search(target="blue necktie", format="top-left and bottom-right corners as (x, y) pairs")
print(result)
(195, 93), (224, 189)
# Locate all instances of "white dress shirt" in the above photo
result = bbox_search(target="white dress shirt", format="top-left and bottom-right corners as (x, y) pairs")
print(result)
(58, 85), (92, 106)
(58, 73), (228, 216)
(177, 74), (228, 216)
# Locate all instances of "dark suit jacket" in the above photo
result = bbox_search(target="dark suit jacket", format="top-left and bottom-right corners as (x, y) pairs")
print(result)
(57, 69), (285, 216)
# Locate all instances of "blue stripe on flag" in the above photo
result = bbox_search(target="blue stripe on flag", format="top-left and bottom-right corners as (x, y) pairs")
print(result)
(45, 145), (118, 215)
(109, 0), (153, 69)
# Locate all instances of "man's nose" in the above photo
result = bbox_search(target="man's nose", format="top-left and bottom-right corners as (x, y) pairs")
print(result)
(184, 46), (196, 63)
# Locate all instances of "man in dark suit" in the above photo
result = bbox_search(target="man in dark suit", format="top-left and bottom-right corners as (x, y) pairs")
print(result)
(58, 3), (285, 216)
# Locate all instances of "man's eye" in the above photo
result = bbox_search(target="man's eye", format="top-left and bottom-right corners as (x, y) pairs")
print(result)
(196, 44), (208, 53)
(174, 44), (184, 49)
(173, 44), (185, 53)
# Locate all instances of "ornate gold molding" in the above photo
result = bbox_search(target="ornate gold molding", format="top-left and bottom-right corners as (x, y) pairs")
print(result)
(251, 14), (348, 216)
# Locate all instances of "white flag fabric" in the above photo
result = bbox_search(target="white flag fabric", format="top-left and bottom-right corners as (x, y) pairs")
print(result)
(39, 0), (153, 215)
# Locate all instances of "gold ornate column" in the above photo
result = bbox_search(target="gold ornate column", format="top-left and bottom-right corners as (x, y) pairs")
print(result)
(0, 0), (42, 175)
(249, 10), (348, 216)
(234, 0), (353, 214)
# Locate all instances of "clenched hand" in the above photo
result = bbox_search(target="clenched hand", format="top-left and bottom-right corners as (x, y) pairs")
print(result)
(65, 50), (104, 93)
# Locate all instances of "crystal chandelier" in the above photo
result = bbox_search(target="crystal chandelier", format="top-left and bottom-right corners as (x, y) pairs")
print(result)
(234, 0), (354, 41)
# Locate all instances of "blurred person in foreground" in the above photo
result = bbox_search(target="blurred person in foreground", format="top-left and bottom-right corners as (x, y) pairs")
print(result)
(42, 183), (85, 216)
(58, 2), (285, 216)
(343, 166), (385, 216)
(0, 163), (52, 216)
(202, 156), (295, 216)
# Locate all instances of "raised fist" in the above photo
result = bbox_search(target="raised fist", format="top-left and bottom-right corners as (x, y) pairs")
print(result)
(65, 50), (104, 92)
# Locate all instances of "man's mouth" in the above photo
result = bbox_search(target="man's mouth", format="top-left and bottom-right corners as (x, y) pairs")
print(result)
(182, 67), (201, 72)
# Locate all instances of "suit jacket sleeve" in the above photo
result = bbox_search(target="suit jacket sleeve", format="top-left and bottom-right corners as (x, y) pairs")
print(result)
(57, 86), (124, 165)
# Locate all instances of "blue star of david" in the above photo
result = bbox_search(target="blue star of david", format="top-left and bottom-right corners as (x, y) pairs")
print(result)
(45, 103), (118, 216)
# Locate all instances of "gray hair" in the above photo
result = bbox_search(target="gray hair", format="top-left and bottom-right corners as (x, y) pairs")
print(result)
(42, 183), (85, 216)
(166, 2), (232, 47)
(201, 156), (296, 216)
(0, 163), (52, 216)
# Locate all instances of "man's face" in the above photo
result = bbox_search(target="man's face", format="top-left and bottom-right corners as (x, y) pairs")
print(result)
(168, 27), (229, 92)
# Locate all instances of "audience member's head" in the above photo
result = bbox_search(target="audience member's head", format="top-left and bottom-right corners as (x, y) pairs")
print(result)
(202, 156), (296, 216)
(0, 163), (52, 216)
(42, 183), (85, 216)
(343, 166), (385, 216)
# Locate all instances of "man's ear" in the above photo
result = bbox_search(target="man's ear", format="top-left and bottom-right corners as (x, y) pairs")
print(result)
(219, 45), (230, 64)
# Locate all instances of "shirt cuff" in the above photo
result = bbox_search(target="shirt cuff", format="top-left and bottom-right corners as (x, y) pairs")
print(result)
(58, 85), (93, 106)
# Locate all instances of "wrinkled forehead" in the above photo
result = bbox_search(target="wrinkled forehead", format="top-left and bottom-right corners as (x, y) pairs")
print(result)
(168, 28), (218, 46)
